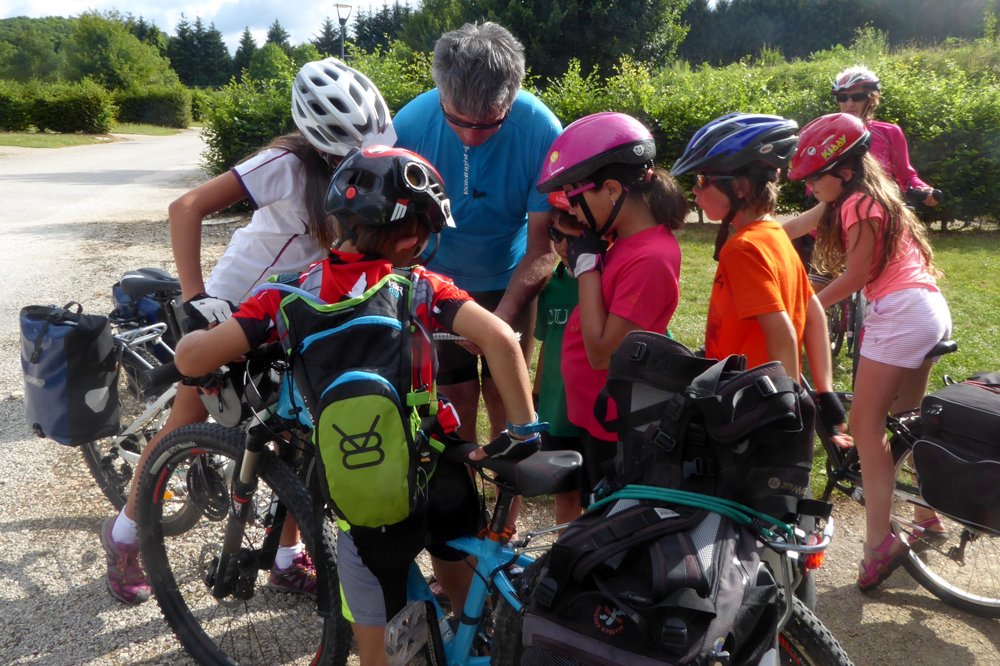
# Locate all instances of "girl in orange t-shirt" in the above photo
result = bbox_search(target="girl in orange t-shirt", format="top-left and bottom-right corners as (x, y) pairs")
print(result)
(672, 113), (844, 403)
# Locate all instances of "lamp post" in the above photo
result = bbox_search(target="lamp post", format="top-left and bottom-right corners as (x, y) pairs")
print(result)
(335, 2), (353, 60)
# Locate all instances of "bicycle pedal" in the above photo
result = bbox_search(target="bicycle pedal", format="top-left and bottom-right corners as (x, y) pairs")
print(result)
(385, 600), (429, 666)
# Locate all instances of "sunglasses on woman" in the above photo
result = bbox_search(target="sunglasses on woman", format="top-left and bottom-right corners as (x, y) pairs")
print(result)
(835, 92), (870, 103)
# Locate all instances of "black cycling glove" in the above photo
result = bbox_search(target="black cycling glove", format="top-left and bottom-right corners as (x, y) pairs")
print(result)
(481, 432), (541, 460)
(816, 392), (848, 434)
(184, 293), (235, 329)
(565, 229), (609, 278)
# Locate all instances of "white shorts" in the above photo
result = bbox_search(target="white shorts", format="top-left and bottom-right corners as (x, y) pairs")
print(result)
(860, 287), (952, 369)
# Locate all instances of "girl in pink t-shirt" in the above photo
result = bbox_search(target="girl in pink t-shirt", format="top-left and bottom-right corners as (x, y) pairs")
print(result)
(786, 112), (952, 592)
(536, 112), (686, 506)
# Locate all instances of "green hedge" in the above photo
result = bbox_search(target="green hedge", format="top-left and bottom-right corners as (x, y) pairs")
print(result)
(199, 37), (1000, 223)
(201, 75), (294, 176)
(0, 79), (30, 131)
(116, 85), (192, 128)
(190, 87), (218, 123)
(32, 79), (115, 133)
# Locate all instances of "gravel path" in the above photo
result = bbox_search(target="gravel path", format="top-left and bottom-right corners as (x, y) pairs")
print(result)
(0, 131), (997, 665)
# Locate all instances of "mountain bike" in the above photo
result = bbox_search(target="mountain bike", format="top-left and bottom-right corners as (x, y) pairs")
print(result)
(809, 274), (866, 385)
(378, 441), (851, 666)
(811, 339), (1000, 618)
(79, 267), (197, 534)
(135, 347), (352, 666)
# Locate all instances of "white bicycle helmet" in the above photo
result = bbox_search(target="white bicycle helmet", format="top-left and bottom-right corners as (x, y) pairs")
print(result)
(291, 58), (396, 157)
(832, 65), (881, 93)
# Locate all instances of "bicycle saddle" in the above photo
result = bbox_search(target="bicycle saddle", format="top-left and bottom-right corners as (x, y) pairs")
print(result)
(465, 448), (583, 498)
(118, 267), (181, 297)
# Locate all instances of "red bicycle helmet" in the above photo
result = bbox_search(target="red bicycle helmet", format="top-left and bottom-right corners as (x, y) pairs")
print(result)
(787, 113), (870, 181)
(832, 66), (881, 93)
(537, 112), (655, 193)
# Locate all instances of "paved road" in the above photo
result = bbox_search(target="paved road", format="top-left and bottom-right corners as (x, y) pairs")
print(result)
(0, 132), (209, 665)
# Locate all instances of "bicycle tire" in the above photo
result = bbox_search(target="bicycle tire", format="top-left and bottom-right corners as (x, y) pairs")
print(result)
(493, 556), (854, 666)
(136, 423), (352, 665)
(777, 593), (854, 666)
(80, 354), (200, 537)
(888, 441), (1000, 618)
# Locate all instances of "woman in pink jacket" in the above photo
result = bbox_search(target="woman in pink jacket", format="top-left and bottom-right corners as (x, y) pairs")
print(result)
(831, 66), (939, 206)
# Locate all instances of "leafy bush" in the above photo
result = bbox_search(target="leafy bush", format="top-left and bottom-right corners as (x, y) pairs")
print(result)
(190, 87), (218, 123)
(32, 79), (115, 133)
(347, 41), (433, 114)
(201, 74), (294, 175)
(116, 85), (192, 128)
(0, 79), (30, 131)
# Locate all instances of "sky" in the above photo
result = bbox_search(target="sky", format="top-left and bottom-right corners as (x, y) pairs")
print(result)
(1, 1), (409, 53)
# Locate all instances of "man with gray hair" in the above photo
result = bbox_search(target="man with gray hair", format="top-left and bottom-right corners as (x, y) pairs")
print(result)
(394, 21), (562, 442)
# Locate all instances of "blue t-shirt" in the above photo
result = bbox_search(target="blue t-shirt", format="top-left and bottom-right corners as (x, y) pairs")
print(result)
(394, 89), (562, 292)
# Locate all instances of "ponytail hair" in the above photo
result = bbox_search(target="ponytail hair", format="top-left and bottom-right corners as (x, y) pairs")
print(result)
(587, 163), (688, 230)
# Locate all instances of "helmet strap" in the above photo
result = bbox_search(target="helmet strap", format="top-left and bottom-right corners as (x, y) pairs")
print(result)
(599, 194), (627, 237)
(713, 179), (741, 261)
(420, 232), (441, 265)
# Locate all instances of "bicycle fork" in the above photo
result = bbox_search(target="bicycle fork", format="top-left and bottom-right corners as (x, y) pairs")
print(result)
(206, 427), (285, 599)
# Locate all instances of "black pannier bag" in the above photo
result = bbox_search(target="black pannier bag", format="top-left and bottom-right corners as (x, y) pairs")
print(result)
(596, 331), (815, 522)
(912, 375), (1000, 532)
(20, 302), (119, 445)
(522, 497), (778, 665)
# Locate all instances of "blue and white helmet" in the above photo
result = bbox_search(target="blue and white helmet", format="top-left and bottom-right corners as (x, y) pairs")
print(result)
(670, 112), (799, 177)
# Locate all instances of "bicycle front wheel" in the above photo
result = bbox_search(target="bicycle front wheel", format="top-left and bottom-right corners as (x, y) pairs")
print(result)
(889, 441), (1000, 618)
(778, 594), (854, 666)
(136, 423), (351, 665)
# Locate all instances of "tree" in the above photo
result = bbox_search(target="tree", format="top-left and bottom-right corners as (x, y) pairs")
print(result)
(65, 12), (178, 89)
(232, 27), (257, 80)
(199, 21), (233, 86)
(353, 1), (413, 52)
(167, 15), (198, 85)
(492, 1), (689, 81)
(0, 20), (66, 82)
(399, 0), (479, 53)
(265, 19), (292, 55)
(249, 42), (294, 81)
(124, 15), (169, 57)
(312, 18), (341, 57)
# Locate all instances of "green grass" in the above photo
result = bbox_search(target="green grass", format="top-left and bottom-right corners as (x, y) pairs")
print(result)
(111, 122), (184, 136)
(0, 123), (182, 148)
(0, 131), (108, 148)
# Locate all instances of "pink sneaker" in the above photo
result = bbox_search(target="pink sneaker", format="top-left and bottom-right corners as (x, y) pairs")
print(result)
(267, 551), (317, 598)
(99, 516), (152, 605)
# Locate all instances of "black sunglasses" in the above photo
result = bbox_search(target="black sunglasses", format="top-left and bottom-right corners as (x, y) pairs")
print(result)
(440, 102), (509, 130)
(835, 92), (870, 103)
(547, 225), (568, 243)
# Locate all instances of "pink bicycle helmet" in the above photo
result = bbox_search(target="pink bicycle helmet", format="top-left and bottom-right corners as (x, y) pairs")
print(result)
(832, 66), (881, 93)
(537, 112), (655, 194)
(787, 113), (870, 181)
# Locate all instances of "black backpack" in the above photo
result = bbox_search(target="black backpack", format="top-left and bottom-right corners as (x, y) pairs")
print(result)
(522, 496), (778, 665)
(595, 331), (816, 523)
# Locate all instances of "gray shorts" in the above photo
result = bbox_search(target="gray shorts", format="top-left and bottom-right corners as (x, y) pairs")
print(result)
(337, 528), (392, 626)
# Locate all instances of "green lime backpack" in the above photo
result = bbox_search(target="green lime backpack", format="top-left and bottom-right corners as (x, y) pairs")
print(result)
(271, 267), (447, 529)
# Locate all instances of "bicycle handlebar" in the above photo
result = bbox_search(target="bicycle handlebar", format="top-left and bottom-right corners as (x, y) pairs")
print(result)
(138, 361), (184, 394)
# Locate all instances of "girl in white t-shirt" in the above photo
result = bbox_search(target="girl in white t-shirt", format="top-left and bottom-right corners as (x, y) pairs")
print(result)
(100, 58), (395, 605)
(785, 113), (951, 592)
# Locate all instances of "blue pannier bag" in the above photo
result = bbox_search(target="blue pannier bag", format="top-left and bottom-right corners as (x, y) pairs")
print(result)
(20, 302), (119, 445)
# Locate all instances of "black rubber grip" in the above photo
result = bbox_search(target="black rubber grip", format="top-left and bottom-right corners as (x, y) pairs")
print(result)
(139, 362), (184, 394)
